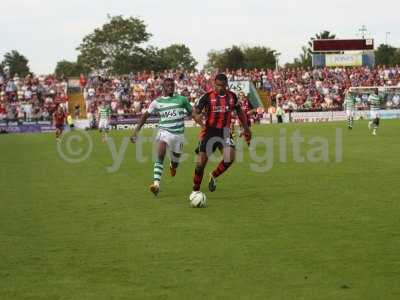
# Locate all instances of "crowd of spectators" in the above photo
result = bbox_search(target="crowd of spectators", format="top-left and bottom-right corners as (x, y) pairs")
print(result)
(2, 66), (400, 123)
(83, 66), (400, 121)
(0, 73), (68, 122)
(265, 66), (400, 112)
(83, 70), (213, 121)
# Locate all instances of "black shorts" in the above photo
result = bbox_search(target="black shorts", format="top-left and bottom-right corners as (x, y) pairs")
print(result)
(195, 128), (235, 155)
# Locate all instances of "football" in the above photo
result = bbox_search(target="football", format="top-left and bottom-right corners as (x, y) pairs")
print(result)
(189, 191), (207, 208)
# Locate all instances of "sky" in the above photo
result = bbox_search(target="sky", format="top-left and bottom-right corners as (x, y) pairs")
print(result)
(1, 0), (399, 74)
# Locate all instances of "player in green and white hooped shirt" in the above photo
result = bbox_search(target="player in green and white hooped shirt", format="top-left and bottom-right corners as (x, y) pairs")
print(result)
(130, 78), (203, 196)
(97, 100), (111, 143)
(343, 89), (356, 129)
(368, 88), (382, 136)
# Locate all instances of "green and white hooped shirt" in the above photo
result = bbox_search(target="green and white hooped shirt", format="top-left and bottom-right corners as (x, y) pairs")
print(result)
(147, 95), (192, 135)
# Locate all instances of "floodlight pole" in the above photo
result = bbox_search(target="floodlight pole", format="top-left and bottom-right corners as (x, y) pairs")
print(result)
(359, 25), (367, 39)
(275, 52), (281, 71)
(386, 32), (391, 45)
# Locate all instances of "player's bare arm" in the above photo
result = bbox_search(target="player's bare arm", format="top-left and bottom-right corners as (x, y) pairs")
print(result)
(192, 108), (205, 128)
(236, 105), (252, 144)
(248, 108), (257, 115)
(131, 111), (150, 143)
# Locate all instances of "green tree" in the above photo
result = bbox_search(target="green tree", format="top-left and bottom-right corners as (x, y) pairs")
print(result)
(2, 50), (30, 77)
(205, 45), (278, 70)
(111, 49), (149, 74)
(394, 50), (400, 66)
(375, 44), (400, 66)
(77, 15), (151, 73)
(54, 60), (88, 78)
(293, 46), (313, 68)
(160, 44), (197, 71)
(205, 46), (246, 70)
(222, 46), (246, 70)
(243, 46), (276, 69)
(143, 46), (169, 72)
(204, 50), (223, 71)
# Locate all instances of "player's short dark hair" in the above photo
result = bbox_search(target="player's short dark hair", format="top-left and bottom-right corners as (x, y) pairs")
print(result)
(215, 73), (228, 82)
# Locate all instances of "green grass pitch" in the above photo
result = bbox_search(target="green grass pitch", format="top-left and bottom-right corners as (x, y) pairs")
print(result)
(1, 120), (400, 299)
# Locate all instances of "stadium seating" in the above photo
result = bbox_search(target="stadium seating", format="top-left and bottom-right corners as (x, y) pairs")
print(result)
(0, 74), (68, 122)
(1, 67), (400, 123)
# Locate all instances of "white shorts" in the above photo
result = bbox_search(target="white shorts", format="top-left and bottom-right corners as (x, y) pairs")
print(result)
(98, 119), (109, 131)
(370, 111), (380, 120)
(156, 129), (185, 154)
(346, 110), (354, 118)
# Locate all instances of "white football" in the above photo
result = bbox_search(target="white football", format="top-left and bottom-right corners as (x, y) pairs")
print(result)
(189, 191), (207, 208)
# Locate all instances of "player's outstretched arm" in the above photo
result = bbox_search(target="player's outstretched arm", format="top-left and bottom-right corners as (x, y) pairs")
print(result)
(192, 108), (205, 129)
(192, 93), (208, 129)
(131, 111), (149, 143)
(237, 106), (252, 145)
(248, 108), (257, 114)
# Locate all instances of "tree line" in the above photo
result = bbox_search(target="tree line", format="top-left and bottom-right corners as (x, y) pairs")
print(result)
(2, 16), (400, 78)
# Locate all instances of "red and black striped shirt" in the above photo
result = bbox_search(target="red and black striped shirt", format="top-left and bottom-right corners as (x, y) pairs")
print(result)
(195, 91), (240, 129)
(54, 112), (66, 126)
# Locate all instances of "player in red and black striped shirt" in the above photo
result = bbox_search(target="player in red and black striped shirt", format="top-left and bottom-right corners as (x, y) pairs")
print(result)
(231, 92), (256, 138)
(53, 106), (66, 142)
(192, 74), (252, 193)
